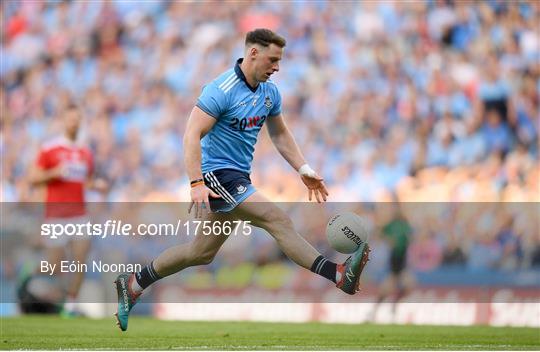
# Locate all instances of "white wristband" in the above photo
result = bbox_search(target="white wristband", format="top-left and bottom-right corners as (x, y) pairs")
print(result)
(298, 164), (317, 177)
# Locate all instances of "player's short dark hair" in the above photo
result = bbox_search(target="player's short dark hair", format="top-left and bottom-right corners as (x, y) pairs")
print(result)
(64, 101), (80, 113)
(65, 101), (79, 110)
(245, 28), (286, 48)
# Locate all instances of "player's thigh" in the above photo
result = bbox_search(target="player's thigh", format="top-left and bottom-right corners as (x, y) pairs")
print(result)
(190, 211), (237, 254)
(380, 273), (397, 292)
(400, 270), (416, 289)
(231, 191), (293, 231)
(69, 237), (91, 262)
(46, 246), (65, 268)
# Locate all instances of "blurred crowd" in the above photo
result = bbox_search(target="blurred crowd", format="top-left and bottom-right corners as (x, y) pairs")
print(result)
(1, 1), (539, 279)
(2, 0), (539, 203)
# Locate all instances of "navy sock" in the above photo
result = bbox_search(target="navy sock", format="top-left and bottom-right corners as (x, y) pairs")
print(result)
(135, 261), (162, 289)
(310, 255), (337, 283)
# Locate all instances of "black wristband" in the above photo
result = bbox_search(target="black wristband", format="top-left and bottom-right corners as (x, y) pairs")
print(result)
(190, 178), (204, 185)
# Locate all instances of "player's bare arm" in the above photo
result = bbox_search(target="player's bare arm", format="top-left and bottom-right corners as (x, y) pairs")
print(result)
(85, 176), (109, 193)
(266, 114), (328, 203)
(28, 164), (64, 186)
(183, 106), (221, 217)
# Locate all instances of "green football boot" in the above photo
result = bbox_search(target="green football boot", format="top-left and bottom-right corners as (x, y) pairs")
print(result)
(114, 273), (141, 331)
(336, 243), (370, 295)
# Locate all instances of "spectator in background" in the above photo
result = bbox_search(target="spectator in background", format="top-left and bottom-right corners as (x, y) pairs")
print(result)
(477, 55), (515, 127)
(408, 230), (443, 272)
(482, 109), (514, 154)
(442, 236), (467, 267)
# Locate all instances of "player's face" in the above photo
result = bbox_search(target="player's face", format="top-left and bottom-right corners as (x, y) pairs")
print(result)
(254, 44), (283, 82)
(63, 108), (81, 137)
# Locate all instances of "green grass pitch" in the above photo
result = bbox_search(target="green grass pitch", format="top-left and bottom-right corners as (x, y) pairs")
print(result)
(1, 316), (539, 350)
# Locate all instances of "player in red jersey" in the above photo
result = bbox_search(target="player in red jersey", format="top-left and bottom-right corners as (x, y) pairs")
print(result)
(29, 103), (103, 315)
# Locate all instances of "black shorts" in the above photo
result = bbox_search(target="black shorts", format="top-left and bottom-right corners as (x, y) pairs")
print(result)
(390, 252), (407, 274)
(202, 168), (256, 213)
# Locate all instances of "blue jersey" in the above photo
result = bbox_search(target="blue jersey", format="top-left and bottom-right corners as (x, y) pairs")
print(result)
(196, 58), (282, 174)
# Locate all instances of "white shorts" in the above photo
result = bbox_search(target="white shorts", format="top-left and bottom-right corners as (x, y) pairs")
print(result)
(42, 215), (91, 248)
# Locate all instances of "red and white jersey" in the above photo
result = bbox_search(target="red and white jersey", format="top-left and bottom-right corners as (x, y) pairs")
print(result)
(36, 136), (93, 218)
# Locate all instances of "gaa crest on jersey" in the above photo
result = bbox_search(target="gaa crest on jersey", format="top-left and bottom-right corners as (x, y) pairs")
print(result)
(264, 96), (273, 109)
(236, 184), (247, 194)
